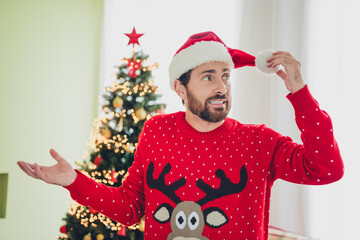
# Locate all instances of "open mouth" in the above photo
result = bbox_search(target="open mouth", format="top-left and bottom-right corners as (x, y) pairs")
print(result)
(208, 99), (226, 106)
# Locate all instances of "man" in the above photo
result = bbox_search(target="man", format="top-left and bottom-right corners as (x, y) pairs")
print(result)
(18, 32), (344, 240)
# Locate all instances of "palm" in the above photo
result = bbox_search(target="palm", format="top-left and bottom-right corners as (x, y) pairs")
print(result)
(38, 159), (74, 185)
(17, 149), (77, 186)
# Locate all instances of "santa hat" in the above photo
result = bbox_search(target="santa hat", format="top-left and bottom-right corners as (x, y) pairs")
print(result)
(168, 31), (279, 90)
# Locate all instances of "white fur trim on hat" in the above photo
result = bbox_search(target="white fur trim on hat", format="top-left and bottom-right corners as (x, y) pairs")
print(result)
(169, 41), (234, 90)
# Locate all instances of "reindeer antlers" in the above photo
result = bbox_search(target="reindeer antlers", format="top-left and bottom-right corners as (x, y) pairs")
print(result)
(146, 161), (248, 206)
(146, 161), (186, 204)
(196, 166), (248, 206)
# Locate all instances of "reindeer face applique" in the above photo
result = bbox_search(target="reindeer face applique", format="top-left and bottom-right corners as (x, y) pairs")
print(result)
(146, 161), (248, 240)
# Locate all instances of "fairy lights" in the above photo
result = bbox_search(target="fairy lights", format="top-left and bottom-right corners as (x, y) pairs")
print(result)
(104, 71), (158, 97)
(68, 200), (140, 232)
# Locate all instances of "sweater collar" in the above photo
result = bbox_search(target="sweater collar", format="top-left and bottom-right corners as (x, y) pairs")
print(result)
(174, 111), (235, 139)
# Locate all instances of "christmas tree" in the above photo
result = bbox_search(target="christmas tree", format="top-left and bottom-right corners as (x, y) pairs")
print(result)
(58, 27), (165, 240)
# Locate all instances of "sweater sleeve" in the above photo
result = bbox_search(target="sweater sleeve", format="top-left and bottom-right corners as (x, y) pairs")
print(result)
(259, 85), (344, 185)
(63, 123), (148, 226)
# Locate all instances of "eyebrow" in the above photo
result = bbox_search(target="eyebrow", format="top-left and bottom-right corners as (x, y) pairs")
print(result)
(198, 68), (230, 76)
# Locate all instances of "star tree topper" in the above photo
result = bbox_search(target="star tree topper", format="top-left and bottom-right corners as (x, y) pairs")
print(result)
(125, 27), (144, 47)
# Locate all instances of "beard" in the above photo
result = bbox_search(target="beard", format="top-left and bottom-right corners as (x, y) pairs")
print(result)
(186, 88), (231, 123)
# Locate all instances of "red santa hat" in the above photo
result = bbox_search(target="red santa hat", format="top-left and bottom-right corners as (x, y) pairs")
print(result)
(168, 31), (279, 90)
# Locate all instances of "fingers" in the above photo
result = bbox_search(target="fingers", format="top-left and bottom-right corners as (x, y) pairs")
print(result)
(276, 69), (287, 80)
(17, 161), (40, 179)
(17, 161), (49, 182)
(50, 148), (65, 163)
(266, 51), (300, 69)
(34, 163), (47, 181)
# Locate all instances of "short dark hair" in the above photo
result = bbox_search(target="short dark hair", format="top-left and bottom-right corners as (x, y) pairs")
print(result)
(178, 69), (193, 87)
(177, 69), (193, 105)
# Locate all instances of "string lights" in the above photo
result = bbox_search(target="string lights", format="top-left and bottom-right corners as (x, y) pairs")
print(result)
(68, 201), (140, 231)
(105, 78), (158, 96)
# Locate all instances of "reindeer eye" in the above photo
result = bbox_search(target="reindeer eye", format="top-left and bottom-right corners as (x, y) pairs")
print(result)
(175, 211), (186, 230)
(188, 211), (200, 230)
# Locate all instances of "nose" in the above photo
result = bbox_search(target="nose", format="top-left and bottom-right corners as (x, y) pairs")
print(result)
(214, 77), (227, 95)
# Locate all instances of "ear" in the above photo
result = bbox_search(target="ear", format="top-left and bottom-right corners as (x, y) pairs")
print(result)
(174, 79), (186, 101)
(153, 203), (173, 223)
(203, 207), (229, 228)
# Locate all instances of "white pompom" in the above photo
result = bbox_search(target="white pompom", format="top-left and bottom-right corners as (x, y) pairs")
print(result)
(255, 50), (281, 75)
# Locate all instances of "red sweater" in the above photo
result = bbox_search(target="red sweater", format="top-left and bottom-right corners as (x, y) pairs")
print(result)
(65, 85), (344, 240)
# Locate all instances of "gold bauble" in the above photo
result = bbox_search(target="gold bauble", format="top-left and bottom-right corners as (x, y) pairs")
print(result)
(101, 127), (111, 139)
(83, 234), (91, 240)
(96, 234), (104, 240)
(135, 108), (147, 120)
(112, 96), (124, 108)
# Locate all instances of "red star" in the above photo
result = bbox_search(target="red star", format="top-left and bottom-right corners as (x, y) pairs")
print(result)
(125, 27), (144, 47)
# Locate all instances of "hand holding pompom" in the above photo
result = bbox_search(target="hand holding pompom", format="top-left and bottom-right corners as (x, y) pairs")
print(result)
(266, 51), (305, 93)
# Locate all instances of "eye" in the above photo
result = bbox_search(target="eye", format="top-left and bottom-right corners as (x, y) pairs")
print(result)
(202, 75), (211, 81)
(175, 211), (186, 230)
(188, 211), (200, 230)
(222, 73), (230, 81)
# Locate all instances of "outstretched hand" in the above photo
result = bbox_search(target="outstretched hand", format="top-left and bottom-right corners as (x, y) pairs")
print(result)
(17, 148), (77, 187)
(266, 51), (305, 94)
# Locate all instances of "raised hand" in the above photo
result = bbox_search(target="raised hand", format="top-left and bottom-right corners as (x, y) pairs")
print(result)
(266, 51), (305, 94)
(17, 148), (77, 187)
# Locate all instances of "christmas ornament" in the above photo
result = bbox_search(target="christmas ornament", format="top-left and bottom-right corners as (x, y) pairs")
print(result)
(110, 170), (118, 183)
(112, 96), (124, 108)
(135, 108), (147, 120)
(83, 234), (91, 240)
(101, 127), (111, 139)
(60, 225), (67, 234)
(96, 234), (104, 240)
(117, 225), (126, 236)
(116, 117), (123, 132)
(127, 58), (142, 78)
(94, 155), (103, 166)
(138, 217), (145, 232)
(125, 27), (144, 47)
(255, 50), (282, 75)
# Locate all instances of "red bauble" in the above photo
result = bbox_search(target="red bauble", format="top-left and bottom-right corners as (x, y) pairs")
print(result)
(60, 225), (67, 234)
(117, 226), (126, 236)
(94, 156), (103, 166)
(127, 59), (142, 78)
(111, 170), (118, 183)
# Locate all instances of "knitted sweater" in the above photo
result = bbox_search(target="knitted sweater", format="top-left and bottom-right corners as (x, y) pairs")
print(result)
(65, 85), (344, 240)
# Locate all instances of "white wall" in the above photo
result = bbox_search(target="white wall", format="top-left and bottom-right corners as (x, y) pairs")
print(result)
(305, 1), (360, 239)
(0, 0), (103, 239)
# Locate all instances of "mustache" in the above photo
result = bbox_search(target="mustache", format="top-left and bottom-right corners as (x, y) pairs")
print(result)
(206, 94), (228, 101)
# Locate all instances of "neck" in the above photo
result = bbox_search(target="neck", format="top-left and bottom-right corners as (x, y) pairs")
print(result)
(185, 109), (224, 132)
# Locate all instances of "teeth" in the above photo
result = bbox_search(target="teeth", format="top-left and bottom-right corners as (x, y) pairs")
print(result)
(209, 100), (225, 104)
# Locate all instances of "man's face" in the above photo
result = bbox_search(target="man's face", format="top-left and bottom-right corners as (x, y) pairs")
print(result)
(184, 61), (232, 123)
